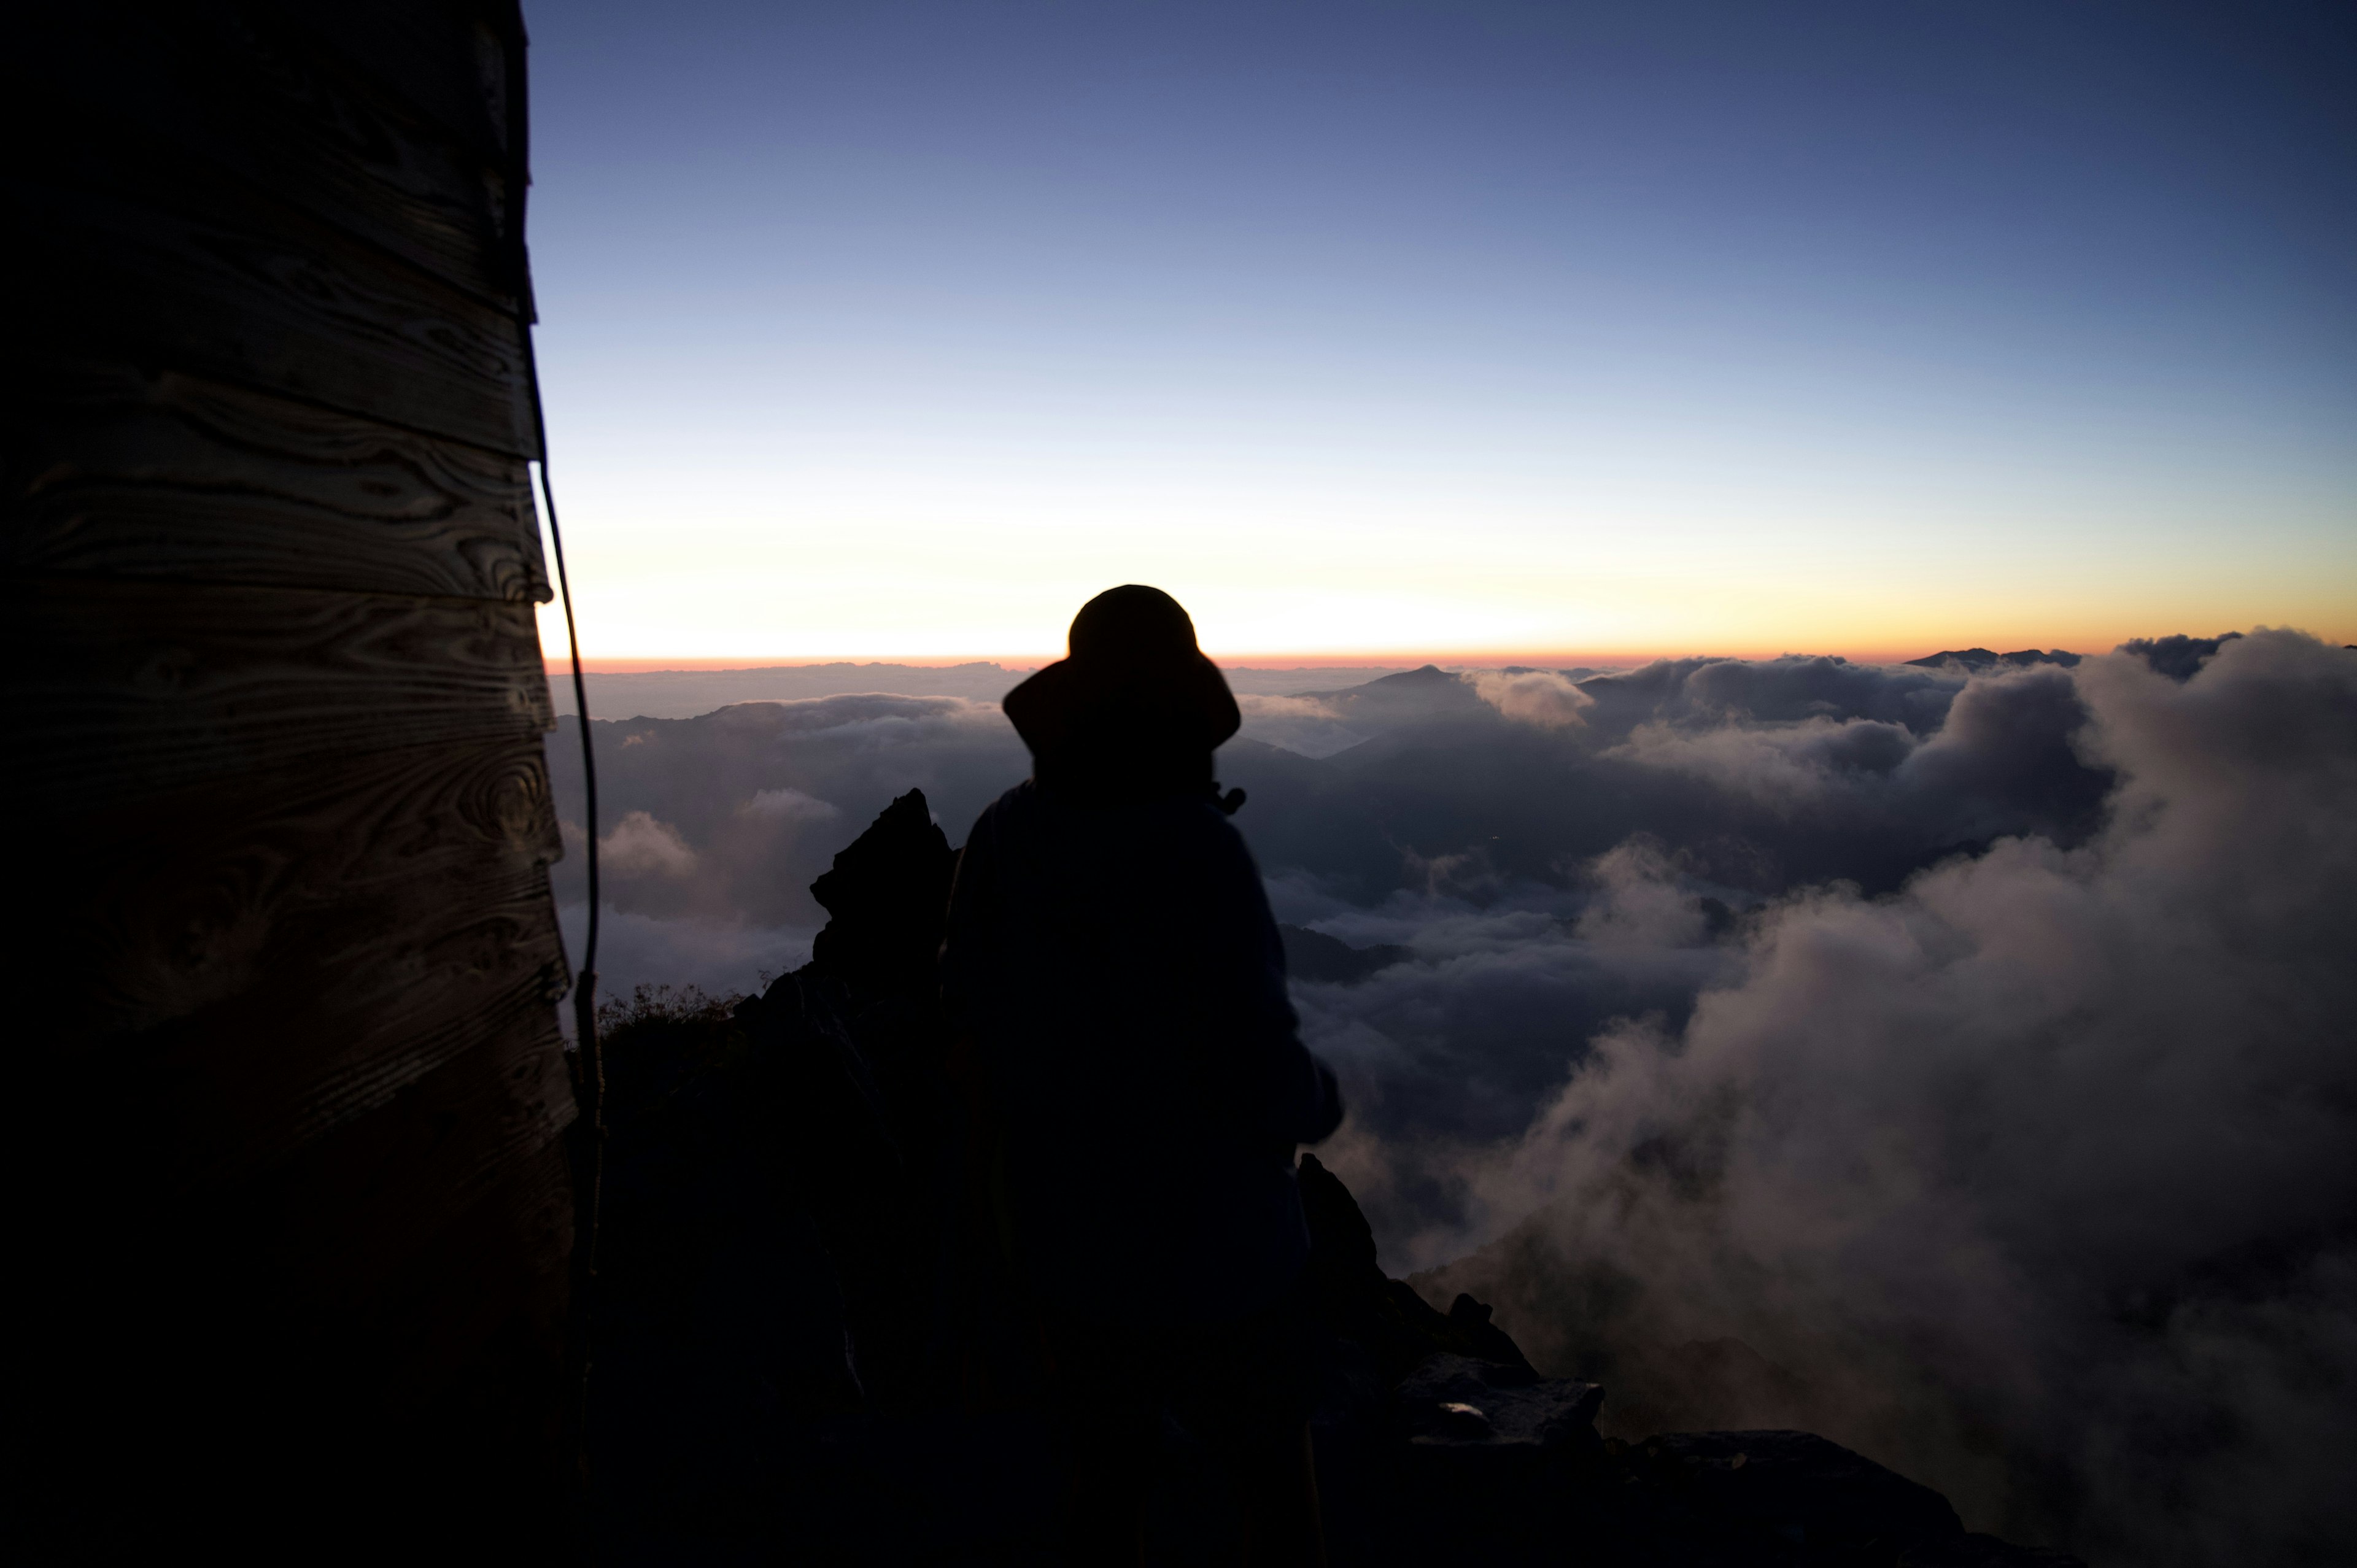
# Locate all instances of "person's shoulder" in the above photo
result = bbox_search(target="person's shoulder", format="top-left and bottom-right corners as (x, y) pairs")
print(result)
(959, 778), (1037, 849)
(973, 778), (1037, 824)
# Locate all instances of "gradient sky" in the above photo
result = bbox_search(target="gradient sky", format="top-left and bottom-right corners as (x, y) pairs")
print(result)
(524, 0), (2355, 663)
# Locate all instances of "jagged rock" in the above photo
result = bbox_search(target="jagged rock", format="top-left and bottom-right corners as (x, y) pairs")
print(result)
(1638, 1429), (1964, 1556)
(1440, 1291), (1536, 1369)
(1278, 924), (1412, 984)
(730, 787), (961, 1410)
(1396, 1352), (1603, 1451)
(807, 787), (955, 1001)
(1298, 1151), (1535, 1381)
(1298, 1149), (1380, 1279)
(1301, 1155), (1600, 1566)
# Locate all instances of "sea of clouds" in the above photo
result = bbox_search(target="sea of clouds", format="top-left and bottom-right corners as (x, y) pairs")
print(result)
(548, 630), (2355, 1564)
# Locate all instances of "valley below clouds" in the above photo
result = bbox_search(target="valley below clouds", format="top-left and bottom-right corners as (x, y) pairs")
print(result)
(548, 631), (2355, 1565)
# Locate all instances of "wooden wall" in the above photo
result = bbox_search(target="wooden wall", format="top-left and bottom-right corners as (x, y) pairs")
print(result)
(14, 2), (578, 1550)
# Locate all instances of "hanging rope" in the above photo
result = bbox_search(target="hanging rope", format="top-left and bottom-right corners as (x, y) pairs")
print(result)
(527, 316), (606, 1468)
(524, 325), (604, 1252)
(498, 1), (605, 1518)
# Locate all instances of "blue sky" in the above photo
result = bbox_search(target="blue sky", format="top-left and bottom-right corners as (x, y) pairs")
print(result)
(523, 0), (2355, 660)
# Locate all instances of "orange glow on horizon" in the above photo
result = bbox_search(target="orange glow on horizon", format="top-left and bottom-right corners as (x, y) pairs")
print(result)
(546, 625), (2275, 677)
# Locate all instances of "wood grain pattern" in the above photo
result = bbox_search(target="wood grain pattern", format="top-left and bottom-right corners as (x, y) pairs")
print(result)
(10, 358), (549, 603)
(17, 576), (554, 813)
(55, 726), (563, 1032)
(257, 1009), (576, 1332)
(20, 4), (578, 1543)
(36, 726), (568, 1160)
(281, 1), (517, 169)
(195, 1132), (580, 1535)
(29, 9), (517, 309)
(15, 168), (536, 457)
(33, 1002), (579, 1545)
(120, 929), (573, 1191)
(350, 1134), (575, 1432)
(56, 952), (576, 1264)
(27, 722), (581, 1537)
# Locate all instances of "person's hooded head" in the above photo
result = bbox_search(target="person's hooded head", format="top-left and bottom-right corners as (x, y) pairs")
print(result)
(1002, 585), (1241, 803)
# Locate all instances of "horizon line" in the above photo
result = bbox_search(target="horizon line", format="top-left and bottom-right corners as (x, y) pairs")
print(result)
(545, 643), (2089, 675)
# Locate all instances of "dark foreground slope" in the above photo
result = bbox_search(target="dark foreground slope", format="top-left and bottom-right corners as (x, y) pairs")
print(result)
(581, 792), (2079, 1566)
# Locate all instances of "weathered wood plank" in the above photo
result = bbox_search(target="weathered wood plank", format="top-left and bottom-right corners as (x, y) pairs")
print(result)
(20, 4), (576, 1547)
(26, 724), (579, 1494)
(254, 1008), (576, 1333)
(10, 358), (549, 603)
(113, 911), (572, 1189)
(44, 722), (567, 1113)
(14, 168), (536, 457)
(38, 1035), (578, 1547)
(29, 9), (517, 309)
(38, 1115), (578, 1554)
(247, 1003), (576, 1322)
(292, 1122), (576, 1547)
(280, 0), (519, 171)
(355, 1132), (575, 1422)
(31, 736), (566, 1205)
(17, 576), (555, 813)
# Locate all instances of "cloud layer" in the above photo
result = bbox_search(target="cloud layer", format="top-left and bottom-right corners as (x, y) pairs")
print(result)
(546, 632), (2355, 1559)
(1405, 632), (2357, 1562)
(551, 693), (1029, 940)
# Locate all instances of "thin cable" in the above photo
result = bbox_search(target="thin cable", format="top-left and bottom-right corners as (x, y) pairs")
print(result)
(526, 386), (600, 1021)
(500, 5), (605, 1520)
(495, 7), (597, 1048)
(524, 285), (610, 1534)
(522, 312), (608, 1375)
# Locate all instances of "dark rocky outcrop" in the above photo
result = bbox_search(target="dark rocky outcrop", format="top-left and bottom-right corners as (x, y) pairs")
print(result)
(806, 788), (957, 998)
(1295, 1157), (2083, 1568)
(1278, 924), (1414, 984)
(1299, 1150), (1536, 1381)
(584, 790), (967, 1556)
(1903, 648), (2083, 672)
(583, 788), (2084, 1565)
(2118, 631), (2242, 681)
(733, 787), (960, 1410)
(1636, 1431), (1962, 1554)
(1396, 1353), (1604, 1451)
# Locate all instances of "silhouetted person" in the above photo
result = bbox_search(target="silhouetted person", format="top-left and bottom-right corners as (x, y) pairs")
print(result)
(942, 585), (1345, 1566)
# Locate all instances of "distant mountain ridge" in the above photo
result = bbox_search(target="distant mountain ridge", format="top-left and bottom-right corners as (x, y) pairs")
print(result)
(1903, 647), (2083, 671)
(1279, 924), (1414, 984)
(554, 645), (2297, 723)
(553, 662), (1416, 720)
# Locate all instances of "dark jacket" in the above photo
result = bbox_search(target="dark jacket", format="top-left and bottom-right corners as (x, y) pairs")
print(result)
(942, 779), (1344, 1325)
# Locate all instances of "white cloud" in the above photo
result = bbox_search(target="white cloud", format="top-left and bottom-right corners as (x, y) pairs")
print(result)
(598, 810), (699, 878)
(1425, 631), (2357, 1562)
(1608, 713), (1915, 812)
(741, 787), (842, 823)
(1471, 669), (1593, 729)
(1235, 692), (1368, 758)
